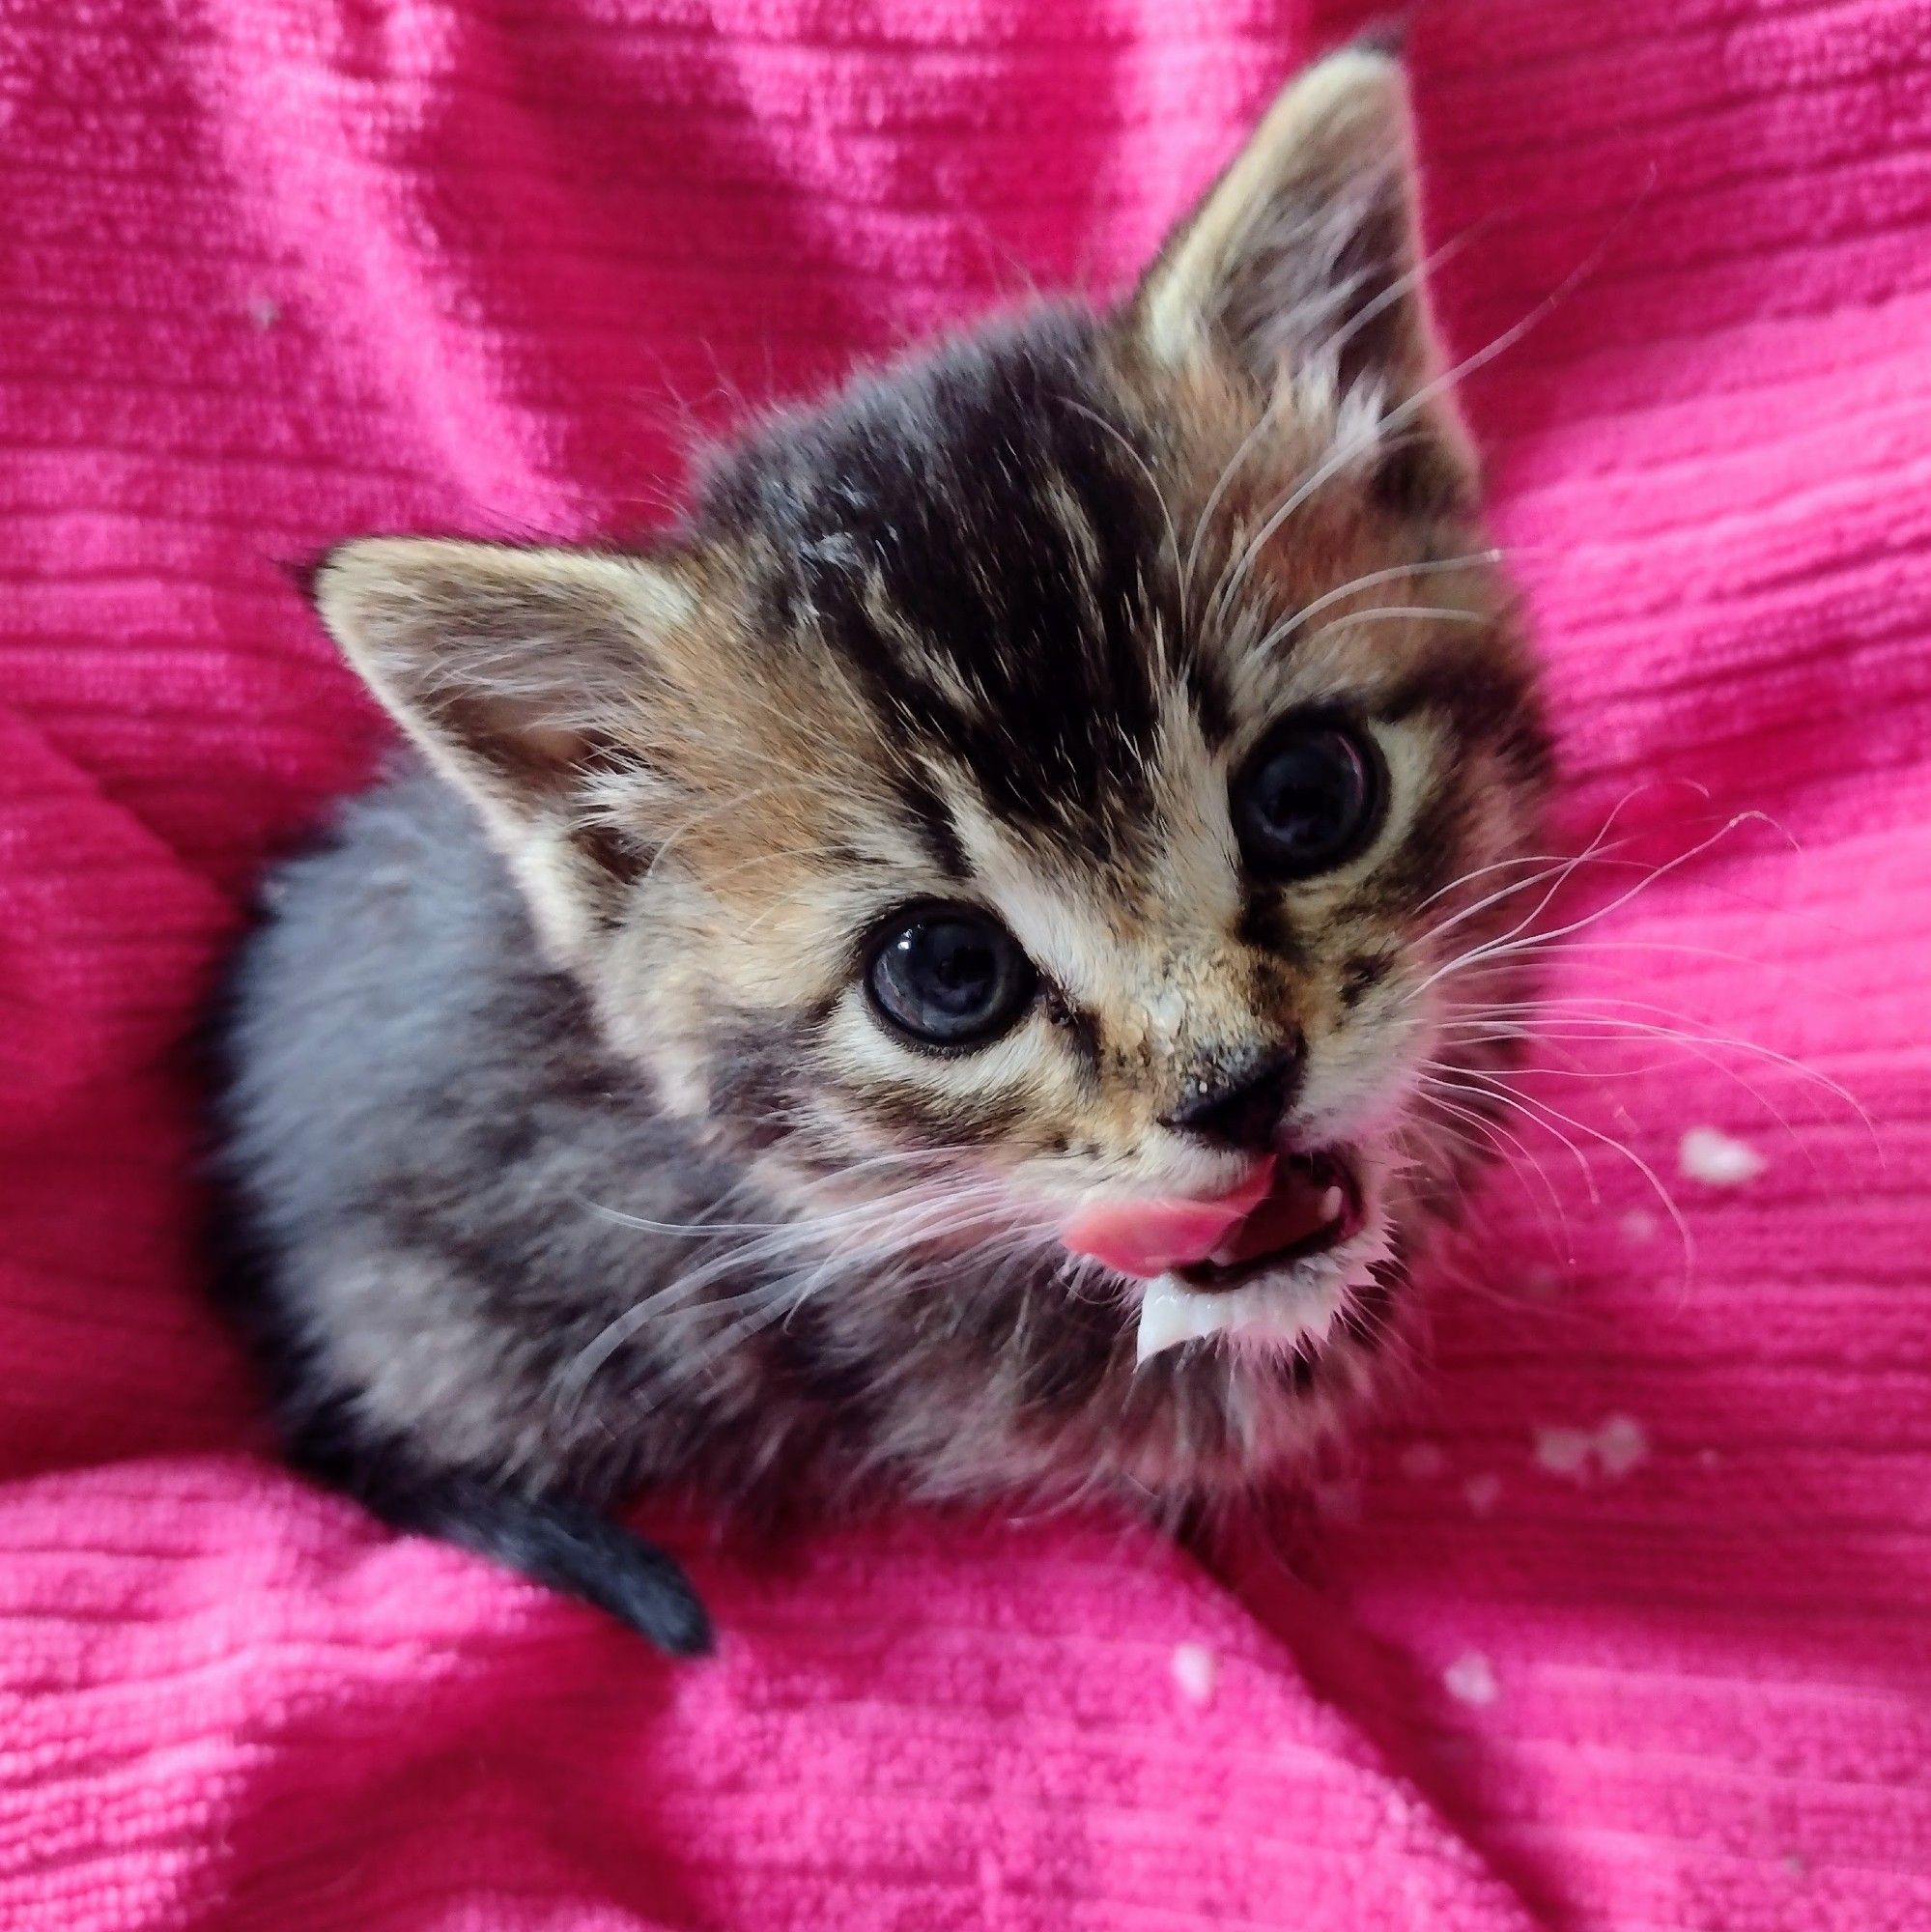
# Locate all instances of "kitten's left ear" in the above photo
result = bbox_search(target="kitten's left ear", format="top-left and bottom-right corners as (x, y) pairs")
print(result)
(1130, 40), (1469, 465)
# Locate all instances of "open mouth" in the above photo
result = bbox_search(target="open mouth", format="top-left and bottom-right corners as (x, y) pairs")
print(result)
(1058, 1147), (1378, 1366)
(1174, 1150), (1363, 1292)
(1058, 1146), (1365, 1286)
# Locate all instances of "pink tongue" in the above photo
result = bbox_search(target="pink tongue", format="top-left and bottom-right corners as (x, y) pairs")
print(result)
(1060, 1157), (1275, 1279)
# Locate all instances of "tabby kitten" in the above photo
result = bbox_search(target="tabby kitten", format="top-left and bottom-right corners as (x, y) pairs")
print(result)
(211, 43), (1549, 1654)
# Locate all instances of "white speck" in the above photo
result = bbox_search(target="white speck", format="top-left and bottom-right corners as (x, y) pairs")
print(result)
(246, 295), (281, 329)
(1680, 1125), (1765, 1185)
(1534, 1427), (1595, 1479)
(1401, 1441), (1448, 1480)
(1443, 1651), (1499, 1706)
(1698, 1449), (1722, 1471)
(1171, 1641), (1216, 1706)
(1596, 1413), (1649, 1478)
(1536, 1415), (1650, 1483)
(1620, 1208), (1658, 1242)
(1320, 1185), (1345, 1222)
(1464, 1472), (1502, 1516)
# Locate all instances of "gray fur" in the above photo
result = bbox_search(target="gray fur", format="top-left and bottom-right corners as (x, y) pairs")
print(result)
(215, 766), (1357, 1524)
(208, 44), (1549, 1648)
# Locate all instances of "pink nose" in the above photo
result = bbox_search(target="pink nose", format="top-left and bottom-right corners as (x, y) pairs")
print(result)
(1059, 1157), (1276, 1278)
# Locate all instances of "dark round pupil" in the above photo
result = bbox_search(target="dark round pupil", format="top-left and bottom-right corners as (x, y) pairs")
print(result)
(909, 923), (997, 1013)
(1234, 718), (1380, 879)
(867, 908), (1033, 1047)
(1256, 733), (1358, 844)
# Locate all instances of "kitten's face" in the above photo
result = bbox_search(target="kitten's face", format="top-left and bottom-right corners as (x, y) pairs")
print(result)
(615, 323), (1540, 1218)
(316, 47), (1548, 1460)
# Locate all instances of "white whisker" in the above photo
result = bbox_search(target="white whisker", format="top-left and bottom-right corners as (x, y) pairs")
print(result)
(1411, 811), (1775, 1002)
(1448, 1065), (1695, 1289)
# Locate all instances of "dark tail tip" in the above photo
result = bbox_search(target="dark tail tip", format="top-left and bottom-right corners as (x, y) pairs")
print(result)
(431, 1480), (716, 1658)
(584, 1521), (714, 1656)
(296, 1439), (716, 1658)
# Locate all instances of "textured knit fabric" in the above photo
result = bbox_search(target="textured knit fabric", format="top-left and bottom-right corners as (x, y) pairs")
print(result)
(3, 1), (1929, 1926)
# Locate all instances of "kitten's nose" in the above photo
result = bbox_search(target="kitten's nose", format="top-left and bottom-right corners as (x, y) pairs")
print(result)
(1159, 1041), (1303, 1152)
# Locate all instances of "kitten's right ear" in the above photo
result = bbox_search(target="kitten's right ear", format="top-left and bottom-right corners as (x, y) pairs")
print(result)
(311, 536), (702, 955)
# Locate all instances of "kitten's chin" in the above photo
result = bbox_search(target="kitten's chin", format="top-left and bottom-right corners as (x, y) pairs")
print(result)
(1131, 1144), (1402, 1366)
(1134, 1233), (1393, 1364)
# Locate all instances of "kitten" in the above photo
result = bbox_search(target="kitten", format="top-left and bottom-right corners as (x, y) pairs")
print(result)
(210, 43), (1549, 1655)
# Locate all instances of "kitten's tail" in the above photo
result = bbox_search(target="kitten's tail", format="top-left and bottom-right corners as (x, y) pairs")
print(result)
(195, 1146), (712, 1657)
(376, 1473), (715, 1658)
(298, 1440), (713, 1657)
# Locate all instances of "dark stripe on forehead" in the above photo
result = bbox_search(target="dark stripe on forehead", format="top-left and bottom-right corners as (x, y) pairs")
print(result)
(1377, 638), (1533, 745)
(703, 309), (1182, 850)
(1183, 653), (1235, 749)
(895, 767), (970, 881)
(1362, 753), (1471, 917)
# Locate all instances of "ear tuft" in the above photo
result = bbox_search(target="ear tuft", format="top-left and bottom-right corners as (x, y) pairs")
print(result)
(1132, 43), (1448, 418)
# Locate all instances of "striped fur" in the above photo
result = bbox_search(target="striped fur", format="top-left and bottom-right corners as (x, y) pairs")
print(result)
(211, 43), (1549, 1646)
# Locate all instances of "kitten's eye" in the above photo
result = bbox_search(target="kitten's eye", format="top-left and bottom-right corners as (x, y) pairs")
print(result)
(1233, 713), (1385, 879)
(865, 906), (1037, 1049)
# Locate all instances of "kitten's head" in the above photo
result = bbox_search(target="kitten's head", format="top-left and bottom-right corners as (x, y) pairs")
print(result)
(314, 45), (1548, 1471)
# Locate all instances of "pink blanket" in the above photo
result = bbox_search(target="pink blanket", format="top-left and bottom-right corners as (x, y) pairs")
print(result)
(5, 0), (1929, 1924)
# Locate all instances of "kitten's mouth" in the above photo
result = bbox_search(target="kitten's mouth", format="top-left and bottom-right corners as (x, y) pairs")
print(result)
(1172, 1150), (1362, 1292)
(1059, 1149), (1381, 1366)
(1058, 1148), (1361, 1285)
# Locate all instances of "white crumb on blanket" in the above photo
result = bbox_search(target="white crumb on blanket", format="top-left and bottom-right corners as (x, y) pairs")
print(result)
(1171, 1641), (1217, 1706)
(1443, 1652), (1499, 1706)
(1464, 1473), (1502, 1516)
(1596, 1413), (1649, 1477)
(1679, 1124), (1766, 1185)
(1533, 1427), (1594, 1479)
(1536, 1414), (1649, 1483)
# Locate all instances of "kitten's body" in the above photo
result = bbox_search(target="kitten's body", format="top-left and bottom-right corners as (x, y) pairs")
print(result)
(222, 756), (1374, 1513)
(212, 50), (1548, 1652)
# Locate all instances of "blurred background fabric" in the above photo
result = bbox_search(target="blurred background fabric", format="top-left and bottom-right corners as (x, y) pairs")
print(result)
(2, 0), (1929, 1925)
